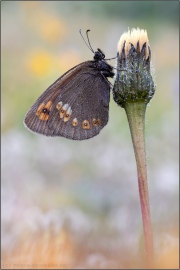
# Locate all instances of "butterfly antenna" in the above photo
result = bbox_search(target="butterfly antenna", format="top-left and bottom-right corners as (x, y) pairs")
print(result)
(86, 30), (94, 53)
(79, 29), (94, 53)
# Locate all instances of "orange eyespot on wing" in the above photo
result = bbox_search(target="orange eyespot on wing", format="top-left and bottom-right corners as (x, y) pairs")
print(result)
(56, 102), (72, 122)
(92, 118), (101, 126)
(35, 101), (53, 121)
(72, 118), (78, 127)
(56, 101), (63, 110)
(63, 109), (72, 122)
(82, 120), (90, 130)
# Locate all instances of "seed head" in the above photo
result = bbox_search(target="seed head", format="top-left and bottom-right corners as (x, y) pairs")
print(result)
(113, 28), (156, 107)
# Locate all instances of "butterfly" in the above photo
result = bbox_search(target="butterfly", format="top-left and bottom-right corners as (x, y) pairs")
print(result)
(24, 30), (115, 140)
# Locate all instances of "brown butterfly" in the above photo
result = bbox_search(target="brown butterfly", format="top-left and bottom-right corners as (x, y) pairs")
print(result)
(24, 30), (115, 140)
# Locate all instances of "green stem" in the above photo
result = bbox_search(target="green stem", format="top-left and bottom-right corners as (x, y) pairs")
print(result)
(124, 101), (154, 268)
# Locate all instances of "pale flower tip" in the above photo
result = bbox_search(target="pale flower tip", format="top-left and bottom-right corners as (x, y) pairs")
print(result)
(118, 28), (150, 59)
(113, 28), (155, 107)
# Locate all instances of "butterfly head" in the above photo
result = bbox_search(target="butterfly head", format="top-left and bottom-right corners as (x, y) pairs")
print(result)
(93, 48), (105, 61)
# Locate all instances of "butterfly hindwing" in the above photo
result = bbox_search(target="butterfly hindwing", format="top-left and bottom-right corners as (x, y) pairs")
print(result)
(24, 61), (110, 140)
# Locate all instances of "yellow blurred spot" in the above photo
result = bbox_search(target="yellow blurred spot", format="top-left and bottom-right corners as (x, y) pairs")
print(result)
(26, 49), (81, 78)
(27, 50), (55, 77)
(37, 14), (66, 43)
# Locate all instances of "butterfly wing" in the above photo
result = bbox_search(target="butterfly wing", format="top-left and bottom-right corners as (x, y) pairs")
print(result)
(24, 61), (110, 140)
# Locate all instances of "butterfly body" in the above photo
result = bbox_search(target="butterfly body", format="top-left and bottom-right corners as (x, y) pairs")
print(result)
(24, 48), (114, 140)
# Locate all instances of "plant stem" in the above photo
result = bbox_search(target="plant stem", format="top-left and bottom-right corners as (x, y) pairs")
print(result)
(124, 101), (154, 268)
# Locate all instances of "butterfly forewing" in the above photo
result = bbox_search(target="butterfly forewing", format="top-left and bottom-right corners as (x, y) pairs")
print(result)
(24, 61), (110, 140)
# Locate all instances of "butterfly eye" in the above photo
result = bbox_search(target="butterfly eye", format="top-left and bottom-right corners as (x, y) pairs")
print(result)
(97, 48), (105, 58)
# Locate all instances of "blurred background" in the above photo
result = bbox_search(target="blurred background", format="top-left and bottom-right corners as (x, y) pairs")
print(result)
(1, 1), (179, 269)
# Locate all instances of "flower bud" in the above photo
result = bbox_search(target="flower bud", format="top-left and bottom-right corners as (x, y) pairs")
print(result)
(113, 28), (155, 108)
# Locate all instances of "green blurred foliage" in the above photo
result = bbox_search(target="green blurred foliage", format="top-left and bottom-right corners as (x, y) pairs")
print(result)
(54, 1), (179, 24)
